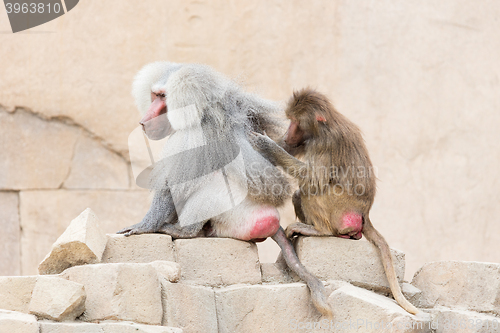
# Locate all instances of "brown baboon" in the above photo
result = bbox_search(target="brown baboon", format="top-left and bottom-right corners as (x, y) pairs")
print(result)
(251, 88), (419, 315)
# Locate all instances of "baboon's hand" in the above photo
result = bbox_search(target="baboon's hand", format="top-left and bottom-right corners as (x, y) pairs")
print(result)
(117, 224), (150, 236)
(117, 221), (160, 237)
(248, 131), (273, 150)
(247, 131), (263, 142)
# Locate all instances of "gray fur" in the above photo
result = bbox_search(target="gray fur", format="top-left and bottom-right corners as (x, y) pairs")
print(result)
(119, 62), (289, 236)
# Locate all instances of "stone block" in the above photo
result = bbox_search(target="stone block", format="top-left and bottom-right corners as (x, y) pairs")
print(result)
(102, 234), (174, 264)
(29, 276), (85, 321)
(20, 190), (150, 275)
(296, 237), (405, 292)
(39, 208), (107, 275)
(62, 263), (162, 325)
(0, 191), (21, 276)
(0, 276), (37, 312)
(328, 284), (431, 332)
(0, 109), (78, 190)
(175, 238), (261, 286)
(39, 321), (183, 333)
(63, 135), (130, 189)
(412, 261), (500, 314)
(162, 281), (217, 333)
(429, 308), (500, 333)
(150, 261), (181, 283)
(324, 279), (351, 293)
(260, 262), (293, 283)
(402, 282), (423, 308)
(215, 283), (321, 332)
(0, 309), (38, 333)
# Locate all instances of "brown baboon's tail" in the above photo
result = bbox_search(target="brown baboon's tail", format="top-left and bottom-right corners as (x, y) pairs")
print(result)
(362, 217), (419, 315)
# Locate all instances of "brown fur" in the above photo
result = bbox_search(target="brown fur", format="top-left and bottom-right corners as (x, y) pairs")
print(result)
(252, 88), (419, 315)
(285, 89), (376, 235)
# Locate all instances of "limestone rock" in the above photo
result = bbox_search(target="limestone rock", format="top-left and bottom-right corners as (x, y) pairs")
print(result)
(0, 309), (38, 333)
(260, 262), (293, 283)
(0, 191), (21, 276)
(0, 276), (37, 313)
(175, 238), (261, 286)
(296, 237), (405, 292)
(429, 307), (499, 333)
(402, 282), (423, 308)
(0, 108), (78, 190)
(328, 284), (431, 332)
(62, 263), (162, 325)
(215, 283), (321, 332)
(29, 276), (85, 321)
(102, 234), (175, 264)
(324, 279), (351, 293)
(39, 321), (183, 333)
(20, 190), (150, 275)
(412, 261), (500, 314)
(150, 261), (181, 283)
(38, 208), (107, 275)
(162, 281), (217, 333)
(63, 135), (130, 189)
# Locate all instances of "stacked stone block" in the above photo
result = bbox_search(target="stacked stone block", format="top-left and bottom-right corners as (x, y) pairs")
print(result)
(0, 208), (498, 332)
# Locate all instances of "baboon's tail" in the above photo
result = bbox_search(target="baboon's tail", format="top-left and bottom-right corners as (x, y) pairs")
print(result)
(362, 217), (419, 315)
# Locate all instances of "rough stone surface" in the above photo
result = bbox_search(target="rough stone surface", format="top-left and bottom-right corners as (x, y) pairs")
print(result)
(175, 238), (261, 286)
(0, 191), (21, 276)
(215, 283), (322, 333)
(150, 261), (181, 283)
(296, 237), (405, 292)
(429, 308), (500, 333)
(29, 276), (86, 321)
(402, 282), (423, 309)
(162, 281), (217, 333)
(39, 208), (108, 275)
(61, 263), (162, 325)
(20, 190), (150, 275)
(260, 262), (293, 283)
(0, 276), (37, 312)
(412, 261), (500, 314)
(0, 309), (38, 333)
(328, 284), (431, 332)
(63, 135), (130, 189)
(39, 321), (183, 333)
(102, 234), (175, 264)
(0, 109), (79, 190)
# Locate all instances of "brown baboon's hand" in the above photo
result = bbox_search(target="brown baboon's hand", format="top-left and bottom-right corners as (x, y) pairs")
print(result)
(248, 131), (269, 149)
(248, 131), (274, 149)
(247, 130), (264, 140)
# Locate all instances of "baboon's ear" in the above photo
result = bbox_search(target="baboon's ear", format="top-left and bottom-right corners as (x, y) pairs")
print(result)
(316, 115), (327, 122)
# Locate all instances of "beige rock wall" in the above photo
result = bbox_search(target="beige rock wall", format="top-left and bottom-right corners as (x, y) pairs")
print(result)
(1, 0), (499, 278)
